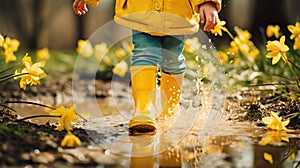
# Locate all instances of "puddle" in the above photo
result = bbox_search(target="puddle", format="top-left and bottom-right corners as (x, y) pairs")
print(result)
(9, 80), (300, 167)
(76, 112), (300, 168)
(10, 98), (300, 168)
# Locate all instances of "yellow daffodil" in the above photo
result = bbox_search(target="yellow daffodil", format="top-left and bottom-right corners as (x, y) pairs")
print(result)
(3, 48), (17, 63)
(229, 27), (259, 59)
(112, 61), (128, 77)
(210, 20), (227, 36)
(249, 49), (260, 60)
(266, 25), (280, 38)
(293, 36), (300, 51)
(115, 48), (127, 59)
(22, 53), (32, 65)
(226, 43), (239, 57)
(84, 0), (100, 7)
(184, 37), (201, 53)
(76, 39), (94, 58)
(127, 43), (134, 56)
(234, 27), (251, 43)
(266, 36), (289, 65)
(37, 47), (50, 60)
(49, 105), (78, 131)
(1, 36), (20, 63)
(102, 55), (113, 65)
(94, 42), (108, 60)
(233, 37), (250, 55)
(3, 37), (20, 52)
(0, 34), (4, 47)
(232, 58), (240, 66)
(287, 22), (300, 50)
(14, 54), (47, 90)
(262, 111), (289, 131)
(61, 133), (82, 147)
(218, 51), (229, 63)
(259, 130), (289, 146)
(263, 152), (273, 164)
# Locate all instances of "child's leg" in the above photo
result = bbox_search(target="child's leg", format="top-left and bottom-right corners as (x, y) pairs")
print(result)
(160, 35), (185, 74)
(158, 35), (185, 120)
(129, 31), (162, 133)
(131, 30), (162, 66)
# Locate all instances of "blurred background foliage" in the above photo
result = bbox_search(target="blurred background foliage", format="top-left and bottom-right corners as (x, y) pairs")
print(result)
(1, 0), (300, 93)
(0, 0), (299, 51)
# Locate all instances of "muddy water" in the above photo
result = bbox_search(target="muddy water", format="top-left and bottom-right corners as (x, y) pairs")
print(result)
(10, 81), (300, 168)
(78, 114), (300, 168)
(74, 96), (300, 168)
(11, 96), (300, 168)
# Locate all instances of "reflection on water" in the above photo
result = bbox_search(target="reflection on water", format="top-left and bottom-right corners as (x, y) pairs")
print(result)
(12, 101), (300, 167)
(10, 79), (300, 167)
(118, 122), (300, 168)
(78, 112), (300, 168)
(13, 98), (300, 167)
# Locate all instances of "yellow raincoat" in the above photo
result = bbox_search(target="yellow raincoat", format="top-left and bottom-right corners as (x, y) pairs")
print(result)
(114, 0), (222, 36)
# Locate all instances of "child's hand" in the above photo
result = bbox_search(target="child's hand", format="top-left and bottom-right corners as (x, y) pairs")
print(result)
(199, 2), (219, 31)
(73, 0), (88, 16)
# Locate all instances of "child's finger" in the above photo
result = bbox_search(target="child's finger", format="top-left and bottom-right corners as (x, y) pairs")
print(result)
(199, 9), (205, 24)
(77, 1), (85, 8)
(73, 0), (80, 11)
(204, 15), (218, 31)
(82, 4), (88, 13)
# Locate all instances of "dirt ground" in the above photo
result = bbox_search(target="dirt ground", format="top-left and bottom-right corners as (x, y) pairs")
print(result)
(0, 78), (300, 167)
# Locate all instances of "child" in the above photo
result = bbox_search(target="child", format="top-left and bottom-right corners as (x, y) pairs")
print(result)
(73, 0), (222, 133)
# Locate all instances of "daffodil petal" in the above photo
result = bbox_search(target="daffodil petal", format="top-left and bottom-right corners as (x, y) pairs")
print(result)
(262, 117), (273, 125)
(281, 137), (289, 142)
(259, 136), (273, 146)
(282, 119), (290, 127)
(263, 152), (274, 164)
(272, 54), (281, 65)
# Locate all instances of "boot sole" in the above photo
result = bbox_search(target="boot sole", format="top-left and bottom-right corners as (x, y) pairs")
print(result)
(129, 122), (156, 134)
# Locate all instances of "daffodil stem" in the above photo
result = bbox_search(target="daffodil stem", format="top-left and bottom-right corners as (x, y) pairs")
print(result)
(249, 81), (298, 87)
(2, 101), (88, 122)
(223, 27), (234, 40)
(0, 104), (17, 112)
(16, 114), (60, 122)
(75, 112), (88, 122)
(288, 60), (300, 72)
(0, 63), (22, 74)
(2, 101), (56, 110)
(0, 73), (29, 83)
(285, 113), (299, 119)
(287, 61), (300, 89)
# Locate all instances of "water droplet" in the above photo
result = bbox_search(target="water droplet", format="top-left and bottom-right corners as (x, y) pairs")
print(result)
(105, 149), (111, 155)
(34, 149), (40, 154)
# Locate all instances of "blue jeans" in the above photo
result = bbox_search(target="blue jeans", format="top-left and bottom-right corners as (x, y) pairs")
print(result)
(131, 30), (186, 74)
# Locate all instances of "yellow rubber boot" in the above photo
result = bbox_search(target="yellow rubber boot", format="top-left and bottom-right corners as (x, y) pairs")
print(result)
(157, 72), (184, 121)
(129, 66), (157, 133)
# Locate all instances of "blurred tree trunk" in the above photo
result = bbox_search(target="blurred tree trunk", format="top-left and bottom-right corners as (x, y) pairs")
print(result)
(251, 0), (288, 45)
(0, 0), (45, 50)
(218, 0), (292, 46)
(0, 0), (84, 50)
